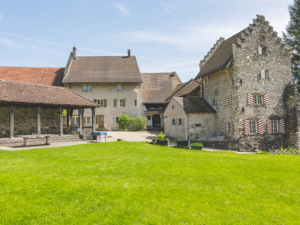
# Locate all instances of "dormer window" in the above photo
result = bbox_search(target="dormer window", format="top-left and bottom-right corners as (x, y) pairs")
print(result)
(117, 85), (122, 91)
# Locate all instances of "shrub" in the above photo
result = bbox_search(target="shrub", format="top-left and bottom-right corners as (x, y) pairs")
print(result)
(191, 142), (203, 146)
(129, 117), (137, 130)
(156, 132), (166, 141)
(118, 114), (130, 130)
(135, 116), (147, 130)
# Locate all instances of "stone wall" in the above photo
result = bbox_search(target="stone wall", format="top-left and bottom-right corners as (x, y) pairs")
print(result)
(65, 83), (146, 130)
(0, 106), (59, 136)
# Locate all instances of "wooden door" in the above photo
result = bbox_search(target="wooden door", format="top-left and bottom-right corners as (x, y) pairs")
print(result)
(98, 115), (104, 128)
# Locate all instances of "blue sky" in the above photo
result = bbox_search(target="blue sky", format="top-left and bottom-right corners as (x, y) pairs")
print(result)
(0, 0), (293, 82)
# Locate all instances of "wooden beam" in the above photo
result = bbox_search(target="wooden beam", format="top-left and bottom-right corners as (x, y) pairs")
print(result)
(67, 109), (70, 128)
(92, 108), (96, 132)
(9, 105), (16, 139)
(58, 107), (63, 136)
(36, 106), (42, 134)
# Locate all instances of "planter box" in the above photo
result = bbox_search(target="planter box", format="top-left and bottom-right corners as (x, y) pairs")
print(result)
(177, 140), (190, 147)
(191, 145), (203, 150)
(157, 140), (169, 146)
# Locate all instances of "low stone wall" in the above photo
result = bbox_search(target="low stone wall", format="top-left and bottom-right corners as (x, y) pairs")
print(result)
(195, 138), (239, 151)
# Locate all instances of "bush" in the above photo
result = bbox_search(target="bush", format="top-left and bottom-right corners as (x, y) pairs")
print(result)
(135, 116), (147, 130)
(156, 132), (166, 141)
(129, 117), (137, 130)
(118, 114), (130, 130)
(191, 142), (203, 146)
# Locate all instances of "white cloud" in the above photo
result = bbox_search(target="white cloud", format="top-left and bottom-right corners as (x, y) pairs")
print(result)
(114, 3), (130, 16)
(160, 2), (172, 16)
(0, 37), (18, 47)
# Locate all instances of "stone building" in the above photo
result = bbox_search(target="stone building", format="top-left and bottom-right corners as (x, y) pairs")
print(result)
(165, 15), (296, 151)
(141, 72), (182, 128)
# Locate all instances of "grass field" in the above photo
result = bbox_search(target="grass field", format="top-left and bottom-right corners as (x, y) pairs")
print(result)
(0, 142), (299, 224)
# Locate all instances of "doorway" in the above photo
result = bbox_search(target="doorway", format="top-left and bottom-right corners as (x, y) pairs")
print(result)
(98, 115), (104, 128)
(152, 115), (161, 128)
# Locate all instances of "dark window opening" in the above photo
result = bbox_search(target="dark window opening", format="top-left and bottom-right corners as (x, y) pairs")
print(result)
(262, 47), (267, 55)
(179, 119), (182, 125)
(195, 124), (201, 127)
(172, 119), (175, 125)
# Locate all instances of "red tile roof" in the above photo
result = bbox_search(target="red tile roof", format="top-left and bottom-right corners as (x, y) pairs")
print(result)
(0, 67), (64, 86)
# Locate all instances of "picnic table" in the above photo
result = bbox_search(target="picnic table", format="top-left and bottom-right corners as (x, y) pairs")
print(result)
(15, 134), (59, 147)
(91, 132), (108, 143)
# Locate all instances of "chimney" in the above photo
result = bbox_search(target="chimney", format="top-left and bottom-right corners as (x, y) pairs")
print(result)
(128, 49), (131, 57)
(73, 46), (77, 60)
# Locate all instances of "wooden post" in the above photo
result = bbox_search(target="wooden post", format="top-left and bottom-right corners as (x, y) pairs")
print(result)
(9, 105), (16, 139)
(36, 106), (42, 134)
(67, 109), (70, 128)
(58, 107), (63, 136)
(92, 108), (96, 132)
(79, 108), (84, 135)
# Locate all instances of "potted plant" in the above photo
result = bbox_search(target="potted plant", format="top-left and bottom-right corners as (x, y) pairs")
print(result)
(156, 132), (169, 146)
(191, 142), (203, 150)
(176, 136), (190, 147)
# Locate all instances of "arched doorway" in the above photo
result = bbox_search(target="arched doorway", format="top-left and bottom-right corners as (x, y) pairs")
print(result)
(152, 114), (161, 128)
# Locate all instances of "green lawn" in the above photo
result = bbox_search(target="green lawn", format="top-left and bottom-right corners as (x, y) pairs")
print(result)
(0, 142), (299, 224)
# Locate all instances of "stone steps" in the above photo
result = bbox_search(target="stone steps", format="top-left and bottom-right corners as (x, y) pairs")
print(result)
(0, 135), (81, 147)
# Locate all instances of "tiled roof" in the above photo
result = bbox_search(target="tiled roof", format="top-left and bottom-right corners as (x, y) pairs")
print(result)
(196, 29), (246, 78)
(63, 56), (143, 83)
(165, 79), (200, 103)
(173, 97), (216, 113)
(0, 80), (98, 108)
(0, 67), (64, 86)
(141, 72), (182, 104)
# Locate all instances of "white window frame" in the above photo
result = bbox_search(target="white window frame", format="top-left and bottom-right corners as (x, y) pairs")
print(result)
(117, 85), (122, 92)
(117, 99), (123, 107)
(113, 117), (119, 124)
(271, 120), (279, 133)
(249, 120), (257, 134)
(227, 122), (231, 133)
(254, 95), (263, 105)
(86, 116), (91, 124)
(97, 99), (104, 108)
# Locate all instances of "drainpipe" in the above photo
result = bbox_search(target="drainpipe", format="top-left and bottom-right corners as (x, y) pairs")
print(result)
(187, 114), (190, 141)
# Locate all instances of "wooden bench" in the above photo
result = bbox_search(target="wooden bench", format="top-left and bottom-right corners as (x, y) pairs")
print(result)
(15, 134), (58, 147)
(91, 132), (107, 143)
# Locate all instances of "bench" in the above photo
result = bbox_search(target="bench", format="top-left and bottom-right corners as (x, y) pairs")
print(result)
(91, 132), (107, 143)
(15, 134), (58, 147)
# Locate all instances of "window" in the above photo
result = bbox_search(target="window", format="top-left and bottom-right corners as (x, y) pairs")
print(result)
(260, 35), (265, 41)
(86, 116), (91, 124)
(227, 97), (230, 107)
(262, 47), (267, 55)
(83, 85), (92, 92)
(147, 116), (151, 120)
(254, 95), (263, 105)
(113, 117), (119, 123)
(271, 120), (279, 133)
(179, 119), (182, 125)
(172, 105), (174, 110)
(98, 99), (104, 108)
(172, 119), (175, 125)
(75, 117), (79, 124)
(195, 124), (201, 127)
(249, 120), (257, 134)
(226, 122), (231, 133)
(117, 99), (123, 107)
(117, 85), (122, 91)
(135, 99), (137, 107)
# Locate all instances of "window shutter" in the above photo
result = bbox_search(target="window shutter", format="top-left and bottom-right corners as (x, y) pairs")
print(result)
(227, 71), (230, 81)
(175, 118), (178, 125)
(260, 69), (265, 79)
(280, 119), (285, 133)
(258, 119), (264, 134)
(248, 94), (254, 105)
(222, 122), (226, 133)
(83, 116), (86, 124)
(123, 99), (126, 107)
(267, 119), (272, 134)
(207, 77), (209, 87)
(93, 99), (97, 103)
(114, 99), (117, 107)
(104, 99), (107, 107)
(211, 99), (213, 105)
(181, 118), (184, 126)
(215, 98), (217, 105)
(229, 95), (232, 106)
(192, 124), (195, 128)
(230, 121), (234, 133)
(222, 73), (225, 82)
(96, 115), (99, 124)
(223, 96), (226, 108)
(264, 94), (270, 105)
(258, 46), (262, 55)
(244, 120), (250, 135)
(202, 123), (205, 128)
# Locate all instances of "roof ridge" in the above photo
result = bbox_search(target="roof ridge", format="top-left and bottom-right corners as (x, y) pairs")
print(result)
(0, 66), (64, 69)
(0, 79), (66, 90)
(165, 79), (193, 102)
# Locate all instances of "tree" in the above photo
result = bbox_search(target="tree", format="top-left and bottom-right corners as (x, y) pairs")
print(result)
(283, 0), (300, 90)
